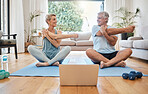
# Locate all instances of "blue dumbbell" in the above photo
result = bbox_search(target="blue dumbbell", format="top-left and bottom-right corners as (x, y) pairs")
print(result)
(136, 72), (143, 78)
(130, 71), (143, 78)
(122, 73), (129, 79)
(129, 73), (136, 80)
(130, 71), (136, 74)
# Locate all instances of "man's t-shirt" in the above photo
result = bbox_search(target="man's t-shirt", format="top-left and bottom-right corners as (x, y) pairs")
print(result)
(92, 25), (118, 54)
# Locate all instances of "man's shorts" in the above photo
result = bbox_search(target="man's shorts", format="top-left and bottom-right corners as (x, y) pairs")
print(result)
(92, 51), (118, 64)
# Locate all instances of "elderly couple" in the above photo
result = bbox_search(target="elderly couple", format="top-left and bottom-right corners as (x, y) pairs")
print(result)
(28, 11), (135, 69)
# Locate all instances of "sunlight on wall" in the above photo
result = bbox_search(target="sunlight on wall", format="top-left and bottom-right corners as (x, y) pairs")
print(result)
(78, 1), (102, 32)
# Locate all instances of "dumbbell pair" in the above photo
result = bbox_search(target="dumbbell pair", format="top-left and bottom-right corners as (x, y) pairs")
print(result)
(0, 70), (10, 80)
(122, 71), (143, 80)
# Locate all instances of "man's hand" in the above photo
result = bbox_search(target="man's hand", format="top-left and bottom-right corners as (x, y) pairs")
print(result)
(100, 25), (107, 35)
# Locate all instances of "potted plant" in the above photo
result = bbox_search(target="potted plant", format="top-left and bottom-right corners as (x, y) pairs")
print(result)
(24, 10), (43, 51)
(112, 7), (140, 40)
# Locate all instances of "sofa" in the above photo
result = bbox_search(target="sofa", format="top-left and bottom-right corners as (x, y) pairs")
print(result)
(119, 26), (148, 60)
(60, 32), (93, 51)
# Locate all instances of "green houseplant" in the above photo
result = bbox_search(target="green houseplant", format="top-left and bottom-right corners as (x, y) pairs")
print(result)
(112, 7), (140, 40)
(25, 10), (43, 51)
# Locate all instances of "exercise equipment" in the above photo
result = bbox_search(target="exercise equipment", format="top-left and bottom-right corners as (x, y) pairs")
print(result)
(0, 70), (10, 80)
(122, 73), (129, 79)
(122, 71), (143, 80)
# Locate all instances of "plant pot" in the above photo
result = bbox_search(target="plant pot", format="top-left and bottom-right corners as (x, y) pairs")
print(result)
(25, 42), (34, 52)
(121, 33), (128, 40)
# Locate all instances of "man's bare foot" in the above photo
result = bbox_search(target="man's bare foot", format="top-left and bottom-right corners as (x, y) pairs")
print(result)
(100, 61), (108, 69)
(51, 61), (60, 66)
(36, 62), (49, 67)
(126, 25), (135, 33)
(114, 61), (126, 67)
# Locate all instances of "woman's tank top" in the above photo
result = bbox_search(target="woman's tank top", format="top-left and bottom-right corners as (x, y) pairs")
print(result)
(42, 29), (60, 59)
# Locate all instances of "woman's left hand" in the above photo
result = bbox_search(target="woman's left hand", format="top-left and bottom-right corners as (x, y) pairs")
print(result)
(42, 29), (48, 37)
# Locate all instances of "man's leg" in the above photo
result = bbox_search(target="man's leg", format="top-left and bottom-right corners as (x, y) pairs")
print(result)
(100, 48), (132, 68)
(86, 48), (126, 67)
(86, 48), (109, 63)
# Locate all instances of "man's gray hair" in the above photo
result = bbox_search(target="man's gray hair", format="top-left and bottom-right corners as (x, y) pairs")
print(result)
(98, 11), (109, 18)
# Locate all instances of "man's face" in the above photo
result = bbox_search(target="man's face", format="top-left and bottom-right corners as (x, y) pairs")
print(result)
(97, 14), (107, 26)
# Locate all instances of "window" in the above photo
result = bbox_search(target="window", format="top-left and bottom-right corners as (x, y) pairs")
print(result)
(48, 0), (104, 32)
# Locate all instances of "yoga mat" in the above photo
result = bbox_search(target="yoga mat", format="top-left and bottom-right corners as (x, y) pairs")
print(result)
(85, 58), (148, 77)
(10, 59), (69, 77)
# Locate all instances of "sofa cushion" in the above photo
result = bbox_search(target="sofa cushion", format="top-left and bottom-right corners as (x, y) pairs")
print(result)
(119, 40), (133, 48)
(0, 39), (16, 44)
(60, 40), (76, 46)
(75, 32), (91, 41)
(76, 40), (93, 46)
(69, 32), (91, 41)
(133, 40), (148, 49)
(140, 25), (148, 39)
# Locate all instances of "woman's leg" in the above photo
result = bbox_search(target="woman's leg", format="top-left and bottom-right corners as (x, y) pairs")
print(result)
(27, 45), (50, 62)
(47, 46), (71, 65)
(34, 46), (71, 67)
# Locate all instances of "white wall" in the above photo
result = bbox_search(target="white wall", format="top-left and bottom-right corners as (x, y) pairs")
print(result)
(132, 0), (148, 36)
(22, 0), (48, 45)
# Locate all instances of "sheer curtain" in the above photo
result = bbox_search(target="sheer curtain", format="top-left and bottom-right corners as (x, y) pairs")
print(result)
(10, 0), (25, 53)
(23, 0), (48, 46)
(104, 0), (133, 50)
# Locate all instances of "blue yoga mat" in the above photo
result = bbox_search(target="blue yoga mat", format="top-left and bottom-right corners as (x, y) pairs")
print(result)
(10, 59), (69, 77)
(85, 58), (148, 77)
(11, 58), (148, 77)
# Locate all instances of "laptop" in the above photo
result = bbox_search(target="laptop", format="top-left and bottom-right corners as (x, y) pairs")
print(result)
(59, 64), (99, 86)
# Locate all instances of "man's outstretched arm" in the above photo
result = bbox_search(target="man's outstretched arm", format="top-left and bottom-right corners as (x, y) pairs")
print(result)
(96, 25), (135, 36)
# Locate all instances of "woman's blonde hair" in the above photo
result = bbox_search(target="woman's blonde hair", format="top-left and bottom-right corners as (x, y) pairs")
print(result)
(45, 14), (56, 24)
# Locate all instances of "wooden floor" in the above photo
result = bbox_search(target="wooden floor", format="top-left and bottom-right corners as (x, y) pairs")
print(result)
(0, 51), (148, 94)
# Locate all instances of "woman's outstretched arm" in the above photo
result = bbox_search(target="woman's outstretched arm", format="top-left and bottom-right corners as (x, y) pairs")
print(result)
(42, 29), (78, 39)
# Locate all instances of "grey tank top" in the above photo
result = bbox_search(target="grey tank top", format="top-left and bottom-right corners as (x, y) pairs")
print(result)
(42, 30), (60, 59)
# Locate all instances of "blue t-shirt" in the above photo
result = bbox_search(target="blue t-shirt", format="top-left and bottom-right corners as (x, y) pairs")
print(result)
(42, 30), (60, 59)
(92, 25), (118, 53)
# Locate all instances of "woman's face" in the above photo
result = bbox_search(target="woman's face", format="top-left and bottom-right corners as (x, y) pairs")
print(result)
(48, 16), (57, 27)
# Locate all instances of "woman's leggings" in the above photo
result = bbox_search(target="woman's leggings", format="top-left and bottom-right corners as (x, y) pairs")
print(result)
(27, 45), (71, 65)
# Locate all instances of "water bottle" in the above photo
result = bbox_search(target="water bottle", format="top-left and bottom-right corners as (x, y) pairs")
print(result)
(1, 55), (9, 72)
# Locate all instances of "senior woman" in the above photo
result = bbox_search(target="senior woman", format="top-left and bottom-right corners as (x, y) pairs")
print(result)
(28, 14), (78, 67)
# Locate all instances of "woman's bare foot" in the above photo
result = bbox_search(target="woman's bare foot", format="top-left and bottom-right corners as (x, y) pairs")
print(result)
(114, 61), (126, 67)
(51, 61), (60, 66)
(36, 62), (49, 67)
(100, 61), (108, 69)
